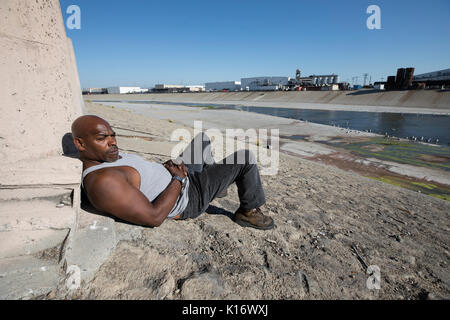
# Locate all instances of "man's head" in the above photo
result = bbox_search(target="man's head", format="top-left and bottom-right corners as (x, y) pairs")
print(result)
(71, 115), (119, 163)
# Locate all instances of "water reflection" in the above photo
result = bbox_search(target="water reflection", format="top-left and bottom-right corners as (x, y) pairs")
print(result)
(234, 106), (450, 146)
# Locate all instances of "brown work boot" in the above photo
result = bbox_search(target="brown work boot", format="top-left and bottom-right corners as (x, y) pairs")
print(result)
(233, 207), (275, 230)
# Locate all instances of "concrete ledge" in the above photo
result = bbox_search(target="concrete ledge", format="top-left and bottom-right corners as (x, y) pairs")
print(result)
(63, 208), (117, 286)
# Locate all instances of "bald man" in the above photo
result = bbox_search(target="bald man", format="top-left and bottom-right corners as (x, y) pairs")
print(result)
(72, 115), (274, 229)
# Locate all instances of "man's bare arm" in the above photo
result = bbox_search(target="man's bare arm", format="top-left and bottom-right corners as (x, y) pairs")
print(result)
(86, 171), (182, 227)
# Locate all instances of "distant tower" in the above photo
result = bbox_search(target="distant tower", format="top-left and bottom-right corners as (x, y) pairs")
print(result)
(296, 69), (301, 81)
(363, 73), (369, 86)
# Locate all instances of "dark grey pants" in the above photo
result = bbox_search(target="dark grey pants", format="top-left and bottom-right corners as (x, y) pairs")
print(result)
(179, 133), (266, 220)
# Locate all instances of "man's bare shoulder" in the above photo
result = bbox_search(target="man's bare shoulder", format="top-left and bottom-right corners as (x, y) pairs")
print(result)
(84, 167), (129, 192)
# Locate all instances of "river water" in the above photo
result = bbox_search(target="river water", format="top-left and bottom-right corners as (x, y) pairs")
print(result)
(93, 99), (450, 146)
(228, 105), (450, 146)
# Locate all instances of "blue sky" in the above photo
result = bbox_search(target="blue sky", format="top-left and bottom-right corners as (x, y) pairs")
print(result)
(60, 0), (450, 89)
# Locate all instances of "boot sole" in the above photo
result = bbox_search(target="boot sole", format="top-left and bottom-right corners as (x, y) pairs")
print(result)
(233, 217), (275, 230)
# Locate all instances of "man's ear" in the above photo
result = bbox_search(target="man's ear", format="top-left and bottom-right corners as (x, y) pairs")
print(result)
(73, 137), (86, 152)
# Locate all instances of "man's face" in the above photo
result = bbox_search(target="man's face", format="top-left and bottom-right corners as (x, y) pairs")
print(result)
(78, 121), (119, 163)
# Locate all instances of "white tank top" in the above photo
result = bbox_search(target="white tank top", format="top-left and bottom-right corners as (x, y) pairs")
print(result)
(82, 153), (189, 218)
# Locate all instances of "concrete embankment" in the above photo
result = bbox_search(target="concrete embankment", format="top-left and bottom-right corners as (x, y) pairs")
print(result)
(88, 90), (450, 114)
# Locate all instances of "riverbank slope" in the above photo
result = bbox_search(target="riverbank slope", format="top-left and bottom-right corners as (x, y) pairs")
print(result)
(51, 102), (450, 300)
(87, 89), (450, 114)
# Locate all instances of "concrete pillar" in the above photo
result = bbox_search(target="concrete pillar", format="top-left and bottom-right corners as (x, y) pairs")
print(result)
(0, 0), (85, 299)
(0, 0), (84, 164)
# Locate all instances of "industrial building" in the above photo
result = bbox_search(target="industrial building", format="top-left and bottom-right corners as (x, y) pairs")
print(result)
(414, 69), (450, 82)
(153, 84), (204, 93)
(82, 88), (107, 95)
(241, 76), (290, 91)
(310, 75), (340, 85)
(205, 81), (241, 92)
(186, 85), (205, 92)
(291, 70), (340, 87)
(107, 86), (148, 94)
(382, 67), (450, 90)
(153, 84), (185, 93)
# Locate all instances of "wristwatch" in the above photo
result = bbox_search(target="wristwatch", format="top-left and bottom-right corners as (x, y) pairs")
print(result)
(172, 175), (187, 188)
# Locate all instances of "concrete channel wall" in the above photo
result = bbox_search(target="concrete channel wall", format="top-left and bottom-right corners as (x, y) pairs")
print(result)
(93, 90), (450, 110)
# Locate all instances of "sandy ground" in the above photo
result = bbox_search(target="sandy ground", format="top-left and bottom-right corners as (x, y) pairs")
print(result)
(53, 102), (450, 300)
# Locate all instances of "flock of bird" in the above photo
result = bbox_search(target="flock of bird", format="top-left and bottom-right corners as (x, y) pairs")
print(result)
(327, 121), (442, 145)
(405, 136), (439, 144)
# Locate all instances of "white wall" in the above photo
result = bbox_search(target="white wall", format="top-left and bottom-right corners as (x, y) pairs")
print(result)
(107, 87), (147, 94)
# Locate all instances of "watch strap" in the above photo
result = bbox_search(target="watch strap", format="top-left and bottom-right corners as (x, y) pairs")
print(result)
(172, 175), (185, 186)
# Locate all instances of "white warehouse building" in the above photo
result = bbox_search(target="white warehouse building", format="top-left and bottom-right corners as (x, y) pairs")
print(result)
(107, 86), (149, 94)
(205, 81), (241, 92)
(241, 76), (290, 91)
(414, 68), (450, 81)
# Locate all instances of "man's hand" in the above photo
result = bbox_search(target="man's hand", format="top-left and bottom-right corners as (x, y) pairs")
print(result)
(163, 159), (187, 178)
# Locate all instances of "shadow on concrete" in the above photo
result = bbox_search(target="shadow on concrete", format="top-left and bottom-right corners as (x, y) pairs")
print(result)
(346, 89), (385, 96)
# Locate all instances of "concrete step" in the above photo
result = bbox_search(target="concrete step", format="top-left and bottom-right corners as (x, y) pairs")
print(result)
(0, 187), (73, 202)
(0, 199), (74, 232)
(0, 156), (82, 187)
(0, 255), (61, 299)
(0, 187), (76, 260)
(0, 155), (120, 297)
(0, 228), (70, 260)
(0, 182), (78, 299)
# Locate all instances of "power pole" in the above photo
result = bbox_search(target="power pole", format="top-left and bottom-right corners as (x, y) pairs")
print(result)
(363, 73), (369, 86)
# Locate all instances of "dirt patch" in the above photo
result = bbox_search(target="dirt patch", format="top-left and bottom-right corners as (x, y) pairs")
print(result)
(328, 136), (373, 144)
(306, 150), (450, 200)
(362, 144), (386, 152)
(416, 154), (450, 164)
